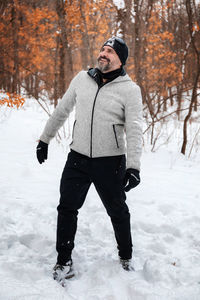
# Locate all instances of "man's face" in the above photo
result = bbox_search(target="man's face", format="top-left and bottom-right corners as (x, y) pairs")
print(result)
(97, 45), (122, 73)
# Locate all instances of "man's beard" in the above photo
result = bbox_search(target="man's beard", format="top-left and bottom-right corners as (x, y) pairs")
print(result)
(97, 57), (111, 73)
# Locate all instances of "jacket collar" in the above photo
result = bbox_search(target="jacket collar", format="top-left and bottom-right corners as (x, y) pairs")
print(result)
(87, 67), (127, 87)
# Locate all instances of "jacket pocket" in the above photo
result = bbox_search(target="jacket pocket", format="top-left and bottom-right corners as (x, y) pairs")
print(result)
(70, 120), (76, 145)
(113, 124), (124, 149)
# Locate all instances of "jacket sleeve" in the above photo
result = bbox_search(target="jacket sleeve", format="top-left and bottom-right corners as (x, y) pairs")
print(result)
(125, 84), (143, 171)
(40, 73), (79, 144)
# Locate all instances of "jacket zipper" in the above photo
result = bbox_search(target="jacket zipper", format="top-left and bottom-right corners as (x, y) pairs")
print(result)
(113, 124), (119, 148)
(90, 87), (101, 157)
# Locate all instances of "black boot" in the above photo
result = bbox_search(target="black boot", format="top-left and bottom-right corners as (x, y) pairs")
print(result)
(53, 259), (75, 282)
(120, 258), (134, 271)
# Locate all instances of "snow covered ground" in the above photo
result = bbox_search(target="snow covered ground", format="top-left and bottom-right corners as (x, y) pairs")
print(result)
(0, 100), (200, 300)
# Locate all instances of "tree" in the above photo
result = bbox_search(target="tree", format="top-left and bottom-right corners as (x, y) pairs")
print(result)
(181, 0), (200, 154)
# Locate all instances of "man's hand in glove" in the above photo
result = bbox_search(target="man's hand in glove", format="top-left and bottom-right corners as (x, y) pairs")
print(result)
(36, 140), (48, 164)
(124, 168), (140, 192)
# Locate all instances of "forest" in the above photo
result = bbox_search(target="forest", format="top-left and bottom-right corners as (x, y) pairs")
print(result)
(0, 0), (200, 154)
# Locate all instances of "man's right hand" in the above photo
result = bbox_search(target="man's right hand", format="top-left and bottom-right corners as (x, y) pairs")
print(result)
(36, 140), (48, 164)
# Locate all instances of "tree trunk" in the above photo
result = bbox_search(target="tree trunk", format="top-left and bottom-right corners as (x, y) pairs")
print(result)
(56, 0), (74, 93)
(11, 1), (19, 94)
(34, 72), (39, 100)
(79, 0), (90, 69)
(181, 68), (200, 154)
(59, 38), (65, 97)
(181, 0), (200, 154)
(53, 34), (60, 107)
(176, 85), (182, 120)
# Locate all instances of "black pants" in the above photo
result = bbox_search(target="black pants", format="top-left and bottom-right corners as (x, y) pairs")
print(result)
(56, 150), (132, 265)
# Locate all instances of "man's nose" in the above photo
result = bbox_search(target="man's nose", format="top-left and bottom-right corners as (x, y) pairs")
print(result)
(101, 52), (109, 59)
(101, 49), (108, 56)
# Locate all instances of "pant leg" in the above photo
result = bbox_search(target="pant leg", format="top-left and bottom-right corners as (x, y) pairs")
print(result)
(56, 151), (91, 265)
(92, 155), (132, 260)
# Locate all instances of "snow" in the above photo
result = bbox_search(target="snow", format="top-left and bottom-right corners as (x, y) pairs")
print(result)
(0, 99), (200, 300)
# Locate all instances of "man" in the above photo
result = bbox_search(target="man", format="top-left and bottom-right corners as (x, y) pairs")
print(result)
(36, 37), (143, 282)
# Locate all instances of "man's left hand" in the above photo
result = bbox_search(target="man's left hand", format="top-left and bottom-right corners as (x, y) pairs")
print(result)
(124, 168), (140, 192)
(36, 140), (48, 164)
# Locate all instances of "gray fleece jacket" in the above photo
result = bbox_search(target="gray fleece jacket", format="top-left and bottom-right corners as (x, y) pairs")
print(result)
(40, 70), (143, 170)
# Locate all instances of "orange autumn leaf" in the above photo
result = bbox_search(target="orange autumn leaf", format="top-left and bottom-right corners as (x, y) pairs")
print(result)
(0, 92), (25, 108)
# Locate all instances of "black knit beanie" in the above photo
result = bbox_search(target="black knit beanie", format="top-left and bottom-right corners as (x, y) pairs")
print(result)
(103, 37), (128, 65)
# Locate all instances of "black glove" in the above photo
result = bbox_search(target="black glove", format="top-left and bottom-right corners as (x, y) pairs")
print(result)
(124, 168), (140, 192)
(36, 140), (48, 164)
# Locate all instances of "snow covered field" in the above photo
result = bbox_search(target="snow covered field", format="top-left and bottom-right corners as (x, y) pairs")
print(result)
(0, 101), (200, 300)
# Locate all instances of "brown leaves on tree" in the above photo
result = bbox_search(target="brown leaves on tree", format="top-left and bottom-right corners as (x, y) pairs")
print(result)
(0, 92), (25, 108)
